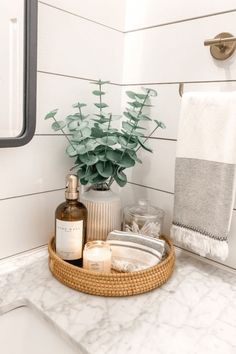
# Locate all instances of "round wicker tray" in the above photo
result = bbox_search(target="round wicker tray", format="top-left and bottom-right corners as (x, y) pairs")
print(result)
(48, 236), (175, 297)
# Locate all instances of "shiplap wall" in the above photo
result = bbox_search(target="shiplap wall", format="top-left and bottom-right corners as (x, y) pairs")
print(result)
(0, 0), (124, 259)
(2, 1), (236, 269)
(120, 1), (236, 269)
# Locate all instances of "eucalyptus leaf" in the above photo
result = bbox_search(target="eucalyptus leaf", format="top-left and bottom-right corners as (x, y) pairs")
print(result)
(107, 149), (135, 168)
(126, 109), (140, 119)
(66, 144), (78, 157)
(91, 127), (105, 138)
(80, 177), (89, 185)
(132, 130), (145, 137)
(72, 129), (91, 142)
(96, 152), (106, 161)
(51, 121), (66, 131)
(45, 109), (58, 120)
(114, 169), (127, 187)
(77, 166), (90, 179)
(96, 136), (118, 146)
(73, 102), (87, 108)
(71, 136), (85, 143)
(128, 101), (143, 108)
(123, 110), (140, 122)
(94, 113), (111, 119)
(68, 121), (89, 131)
(135, 93), (146, 100)
(94, 145), (106, 152)
(96, 161), (114, 177)
(94, 103), (109, 109)
(67, 121), (79, 130)
(66, 114), (81, 122)
(76, 144), (88, 155)
(138, 137), (153, 153)
(122, 121), (135, 133)
(76, 121), (89, 131)
(76, 140), (96, 154)
(92, 118), (110, 124)
(118, 136), (138, 149)
(123, 112), (132, 120)
(127, 150), (142, 163)
(141, 87), (158, 97)
(102, 128), (118, 134)
(125, 91), (136, 99)
(116, 168), (127, 182)
(79, 153), (98, 166)
(119, 152), (135, 168)
(106, 149), (122, 163)
(91, 80), (110, 85)
(139, 114), (152, 121)
(89, 173), (108, 184)
(92, 90), (105, 96)
(154, 120), (166, 129)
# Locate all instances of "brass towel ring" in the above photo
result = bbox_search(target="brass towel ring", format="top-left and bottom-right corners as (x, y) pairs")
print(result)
(179, 83), (184, 97)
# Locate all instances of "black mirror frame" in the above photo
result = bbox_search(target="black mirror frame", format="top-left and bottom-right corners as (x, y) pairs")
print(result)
(0, 0), (38, 148)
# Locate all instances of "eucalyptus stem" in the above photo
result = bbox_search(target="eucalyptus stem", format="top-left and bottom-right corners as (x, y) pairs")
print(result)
(104, 113), (112, 167)
(52, 116), (76, 151)
(135, 125), (160, 153)
(121, 91), (150, 159)
(108, 176), (114, 188)
(78, 106), (83, 120)
(99, 82), (102, 117)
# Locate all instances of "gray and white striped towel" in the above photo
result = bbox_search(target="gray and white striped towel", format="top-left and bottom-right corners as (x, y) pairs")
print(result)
(171, 92), (236, 260)
(107, 230), (166, 272)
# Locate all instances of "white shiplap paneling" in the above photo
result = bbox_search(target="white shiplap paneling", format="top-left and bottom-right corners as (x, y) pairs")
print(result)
(38, 3), (124, 83)
(0, 190), (64, 259)
(123, 11), (236, 84)
(42, 0), (126, 31)
(0, 136), (71, 199)
(125, 0), (236, 31)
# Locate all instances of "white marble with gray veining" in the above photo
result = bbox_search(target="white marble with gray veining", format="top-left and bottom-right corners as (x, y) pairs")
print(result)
(0, 247), (236, 354)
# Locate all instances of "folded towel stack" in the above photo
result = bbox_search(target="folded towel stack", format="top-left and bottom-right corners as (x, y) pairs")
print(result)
(107, 230), (166, 272)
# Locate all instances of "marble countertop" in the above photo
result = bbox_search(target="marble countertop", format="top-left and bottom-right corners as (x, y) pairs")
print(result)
(0, 247), (236, 354)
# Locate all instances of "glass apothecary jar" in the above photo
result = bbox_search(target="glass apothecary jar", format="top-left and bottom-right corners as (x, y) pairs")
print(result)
(123, 200), (164, 238)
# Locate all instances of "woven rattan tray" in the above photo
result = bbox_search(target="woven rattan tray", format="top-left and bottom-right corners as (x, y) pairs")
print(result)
(48, 236), (175, 297)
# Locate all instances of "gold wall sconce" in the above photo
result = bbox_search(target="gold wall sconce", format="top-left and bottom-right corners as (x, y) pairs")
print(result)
(204, 32), (236, 60)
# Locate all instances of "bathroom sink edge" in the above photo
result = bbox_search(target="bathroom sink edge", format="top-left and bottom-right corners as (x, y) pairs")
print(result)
(0, 298), (89, 354)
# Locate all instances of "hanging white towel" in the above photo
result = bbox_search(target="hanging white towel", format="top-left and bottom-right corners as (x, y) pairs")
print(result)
(171, 92), (236, 260)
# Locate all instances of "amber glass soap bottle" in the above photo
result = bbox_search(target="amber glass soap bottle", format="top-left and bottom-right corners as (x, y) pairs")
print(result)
(55, 174), (87, 267)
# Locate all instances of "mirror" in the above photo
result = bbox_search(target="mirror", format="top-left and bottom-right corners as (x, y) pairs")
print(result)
(0, 0), (37, 147)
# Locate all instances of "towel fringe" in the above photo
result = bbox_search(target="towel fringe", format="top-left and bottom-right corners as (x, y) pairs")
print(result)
(171, 224), (228, 261)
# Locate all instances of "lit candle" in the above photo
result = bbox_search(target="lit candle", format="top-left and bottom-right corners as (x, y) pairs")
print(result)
(83, 241), (112, 273)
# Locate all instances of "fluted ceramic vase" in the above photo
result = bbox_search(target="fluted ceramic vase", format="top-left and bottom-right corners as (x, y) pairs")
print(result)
(80, 188), (121, 241)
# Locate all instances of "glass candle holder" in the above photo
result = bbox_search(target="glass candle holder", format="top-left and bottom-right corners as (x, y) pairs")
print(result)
(83, 241), (112, 273)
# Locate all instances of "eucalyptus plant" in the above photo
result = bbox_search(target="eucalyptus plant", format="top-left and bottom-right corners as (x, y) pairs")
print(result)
(45, 80), (165, 189)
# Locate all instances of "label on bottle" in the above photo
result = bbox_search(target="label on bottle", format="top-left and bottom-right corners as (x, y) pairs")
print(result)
(56, 219), (83, 260)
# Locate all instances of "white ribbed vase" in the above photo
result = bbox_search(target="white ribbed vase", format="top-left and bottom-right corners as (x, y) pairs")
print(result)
(80, 189), (121, 241)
